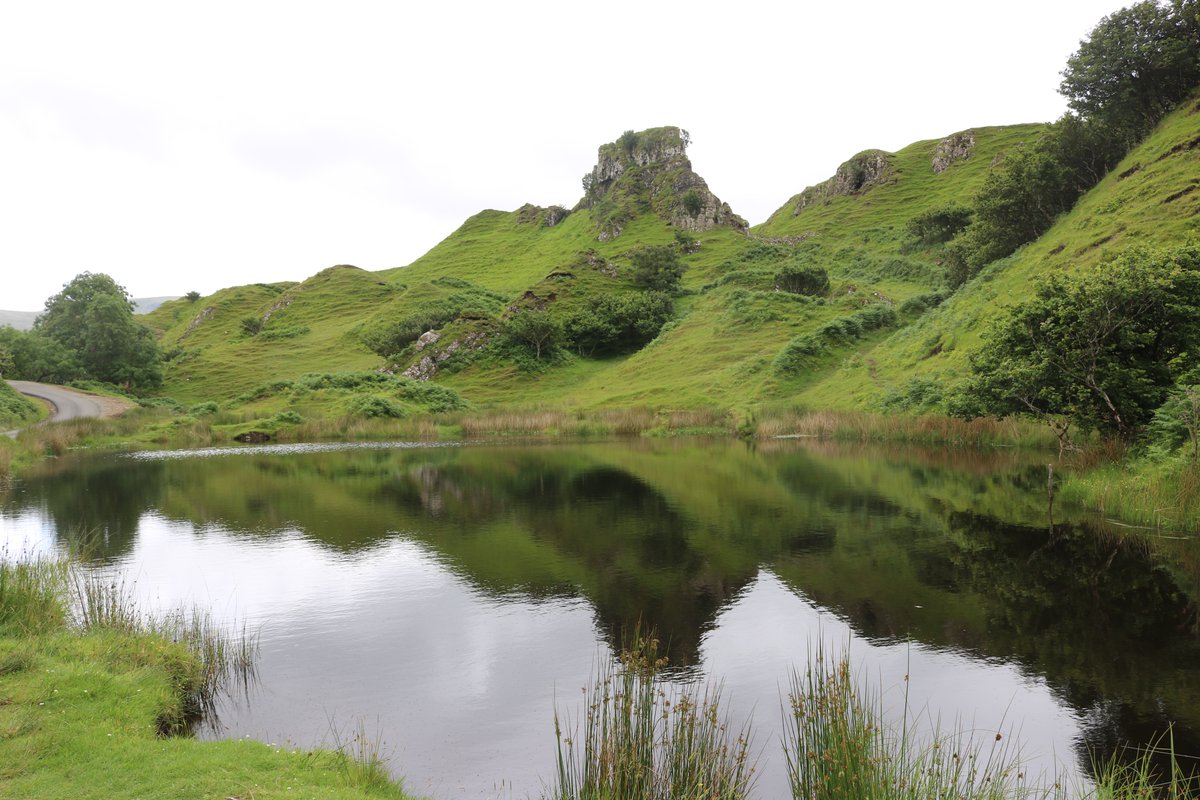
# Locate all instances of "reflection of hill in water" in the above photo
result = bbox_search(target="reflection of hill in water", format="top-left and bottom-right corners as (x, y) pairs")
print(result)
(5, 439), (1200, 769)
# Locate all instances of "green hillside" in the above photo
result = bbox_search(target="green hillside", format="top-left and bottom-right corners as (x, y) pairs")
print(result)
(146, 123), (1041, 413)
(793, 94), (1200, 411)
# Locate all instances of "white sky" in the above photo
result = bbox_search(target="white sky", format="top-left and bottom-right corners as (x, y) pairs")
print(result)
(0, 0), (1130, 311)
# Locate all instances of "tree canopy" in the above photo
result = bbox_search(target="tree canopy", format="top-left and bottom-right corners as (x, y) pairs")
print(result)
(1060, 0), (1200, 145)
(31, 272), (162, 389)
(957, 243), (1200, 442)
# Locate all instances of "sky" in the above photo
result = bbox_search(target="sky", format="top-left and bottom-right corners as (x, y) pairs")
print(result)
(0, 0), (1133, 311)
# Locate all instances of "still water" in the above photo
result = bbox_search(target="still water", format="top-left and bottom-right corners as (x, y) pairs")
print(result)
(2, 438), (1198, 798)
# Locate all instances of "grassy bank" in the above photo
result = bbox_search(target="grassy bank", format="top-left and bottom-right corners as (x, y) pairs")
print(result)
(8, 398), (1197, 537)
(0, 557), (410, 800)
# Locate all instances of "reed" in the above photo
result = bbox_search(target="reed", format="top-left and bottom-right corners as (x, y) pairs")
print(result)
(69, 567), (258, 729)
(784, 647), (1047, 800)
(0, 554), (68, 634)
(757, 409), (1060, 449)
(547, 633), (755, 800)
(326, 718), (400, 792)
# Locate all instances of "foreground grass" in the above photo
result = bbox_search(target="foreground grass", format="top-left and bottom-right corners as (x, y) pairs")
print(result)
(0, 558), (410, 800)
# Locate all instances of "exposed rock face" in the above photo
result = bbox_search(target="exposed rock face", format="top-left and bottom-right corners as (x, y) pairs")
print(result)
(932, 131), (976, 173)
(402, 330), (492, 381)
(579, 126), (747, 239)
(791, 150), (895, 215)
(516, 203), (571, 227)
(181, 306), (215, 340)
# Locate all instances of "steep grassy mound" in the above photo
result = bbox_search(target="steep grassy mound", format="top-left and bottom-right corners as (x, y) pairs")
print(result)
(795, 94), (1200, 411)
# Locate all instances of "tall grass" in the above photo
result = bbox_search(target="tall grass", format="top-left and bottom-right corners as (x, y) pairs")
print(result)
(0, 554), (68, 634)
(756, 409), (1062, 449)
(325, 717), (400, 792)
(1090, 728), (1199, 799)
(547, 633), (756, 800)
(1059, 458), (1200, 531)
(68, 567), (259, 729)
(784, 649), (1042, 800)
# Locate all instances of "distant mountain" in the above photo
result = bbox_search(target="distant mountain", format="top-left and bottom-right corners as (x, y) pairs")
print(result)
(0, 296), (180, 331)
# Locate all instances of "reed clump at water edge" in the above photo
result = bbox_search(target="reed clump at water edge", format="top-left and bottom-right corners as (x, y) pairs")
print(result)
(546, 632), (756, 800)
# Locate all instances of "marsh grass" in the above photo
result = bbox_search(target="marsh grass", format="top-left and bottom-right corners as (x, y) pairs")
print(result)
(69, 567), (259, 729)
(547, 633), (756, 800)
(1059, 458), (1200, 531)
(756, 409), (1061, 449)
(325, 717), (400, 792)
(0, 554), (68, 634)
(1090, 728), (1200, 799)
(784, 649), (1044, 800)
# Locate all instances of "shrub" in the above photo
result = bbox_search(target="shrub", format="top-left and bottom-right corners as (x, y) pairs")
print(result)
(631, 246), (685, 293)
(188, 401), (219, 416)
(346, 395), (406, 419)
(240, 317), (263, 337)
(564, 292), (674, 357)
(185, 291), (201, 302)
(775, 264), (830, 296)
(904, 204), (973, 246)
(680, 189), (704, 217)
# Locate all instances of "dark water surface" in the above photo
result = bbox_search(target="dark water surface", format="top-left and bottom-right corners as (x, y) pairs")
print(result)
(2, 438), (1198, 798)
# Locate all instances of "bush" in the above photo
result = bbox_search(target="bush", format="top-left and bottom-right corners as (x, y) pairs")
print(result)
(185, 291), (201, 302)
(503, 309), (561, 360)
(346, 395), (406, 419)
(240, 317), (263, 337)
(188, 402), (219, 416)
(680, 190), (704, 217)
(775, 264), (830, 296)
(564, 292), (674, 357)
(904, 204), (973, 245)
(631, 246), (685, 293)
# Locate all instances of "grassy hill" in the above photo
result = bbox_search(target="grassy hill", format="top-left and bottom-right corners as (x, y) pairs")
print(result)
(790, 94), (1200, 412)
(146, 124), (1047, 415)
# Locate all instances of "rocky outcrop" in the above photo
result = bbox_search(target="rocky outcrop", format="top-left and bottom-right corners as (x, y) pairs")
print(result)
(791, 150), (895, 215)
(932, 131), (976, 173)
(516, 203), (571, 227)
(579, 126), (747, 239)
(402, 330), (492, 381)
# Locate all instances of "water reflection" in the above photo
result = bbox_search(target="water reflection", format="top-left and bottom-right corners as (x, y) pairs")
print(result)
(2, 438), (1198, 796)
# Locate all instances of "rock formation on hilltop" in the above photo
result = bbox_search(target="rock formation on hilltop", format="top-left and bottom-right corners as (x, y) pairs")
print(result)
(577, 126), (746, 240)
(788, 149), (896, 216)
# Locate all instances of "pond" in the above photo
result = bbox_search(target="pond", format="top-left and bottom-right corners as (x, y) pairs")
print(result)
(2, 438), (1198, 798)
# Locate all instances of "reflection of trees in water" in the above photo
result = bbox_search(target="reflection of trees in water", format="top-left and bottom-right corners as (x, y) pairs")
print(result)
(944, 515), (1200, 778)
(5, 457), (165, 562)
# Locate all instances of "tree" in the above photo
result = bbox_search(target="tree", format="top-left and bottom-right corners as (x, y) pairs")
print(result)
(959, 244), (1200, 446)
(0, 327), (80, 384)
(630, 246), (685, 292)
(503, 309), (561, 360)
(1060, 0), (1200, 146)
(563, 292), (674, 356)
(34, 272), (162, 389)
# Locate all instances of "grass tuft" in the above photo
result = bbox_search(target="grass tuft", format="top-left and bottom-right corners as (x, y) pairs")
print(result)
(547, 632), (756, 800)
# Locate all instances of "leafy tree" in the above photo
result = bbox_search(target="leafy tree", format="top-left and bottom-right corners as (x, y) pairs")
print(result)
(34, 272), (162, 389)
(905, 204), (974, 246)
(185, 291), (202, 302)
(563, 292), (674, 356)
(631, 246), (685, 292)
(774, 264), (830, 296)
(681, 190), (704, 217)
(1060, 0), (1200, 146)
(959, 244), (1200, 445)
(1148, 385), (1200, 459)
(0, 327), (80, 384)
(503, 309), (561, 360)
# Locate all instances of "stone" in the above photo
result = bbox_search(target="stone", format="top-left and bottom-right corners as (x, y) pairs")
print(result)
(932, 131), (976, 173)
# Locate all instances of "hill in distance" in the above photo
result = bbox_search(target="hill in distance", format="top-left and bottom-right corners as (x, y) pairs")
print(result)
(142, 106), (1199, 418)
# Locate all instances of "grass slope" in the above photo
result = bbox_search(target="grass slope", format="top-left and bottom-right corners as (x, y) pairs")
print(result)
(794, 96), (1200, 410)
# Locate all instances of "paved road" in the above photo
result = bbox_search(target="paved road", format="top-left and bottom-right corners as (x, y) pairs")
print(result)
(4, 380), (129, 437)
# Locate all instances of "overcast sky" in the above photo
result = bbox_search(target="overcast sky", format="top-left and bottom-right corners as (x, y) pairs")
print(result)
(1, 0), (1131, 311)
